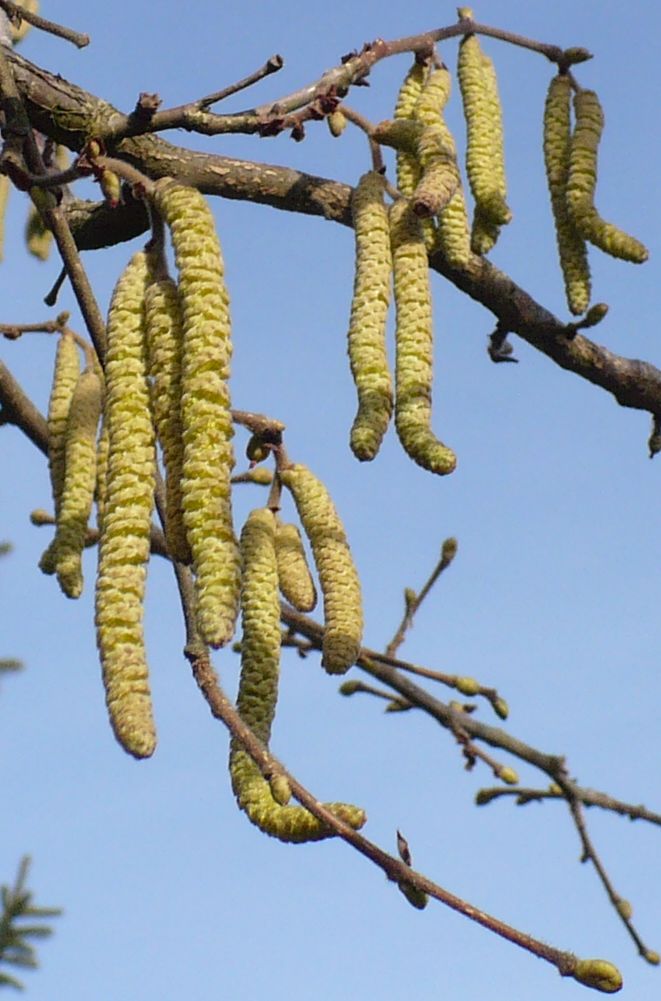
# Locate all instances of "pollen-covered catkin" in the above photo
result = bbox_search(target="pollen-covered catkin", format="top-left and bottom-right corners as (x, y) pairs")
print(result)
(40, 331), (81, 575)
(414, 68), (472, 267)
(143, 263), (190, 563)
(95, 250), (157, 760)
(53, 368), (103, 599)
(348, 171), (393, 462)
(457, 34), (511, 229)
(389, 198), (456, 476)
(275, 519), (317, 612)
(230, 507), (365, 842)
(543, 74), (591, 315)
(279, 464), (363, 674)
(411, 127), (459, 219)
(153, 180), (239, 647)
(566, 89), (648, 264)
(394, 59), (427, 197)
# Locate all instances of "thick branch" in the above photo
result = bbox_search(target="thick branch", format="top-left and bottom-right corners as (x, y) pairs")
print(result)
(6, 49), (659, 421)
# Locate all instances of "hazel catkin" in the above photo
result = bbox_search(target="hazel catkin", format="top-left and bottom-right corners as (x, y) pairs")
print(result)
(566, 88), (648, 264)
(153, 180), (240, 647)
(143, 260), (190, 563)
(53, 367), (103, 599)
(347, 171), (393, 462)
(95, 250), (157, 759)
(279, 463), (363, 674)
(275, 518), (317, 613)
(230, 507), (365, 841)
(543, 74), (591, 315)
(389, 198), (456, 476)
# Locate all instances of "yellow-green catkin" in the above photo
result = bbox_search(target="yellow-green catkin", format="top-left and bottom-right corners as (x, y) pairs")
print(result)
(389, 198), (456, 476)
(279, 464), (363, 674)
(543, 74), (591, 315)
(414, 68), (472, 267)
(143, 262), (190, 564)
(40, 331), (81, 575)
(394, 58), (427, 197)
(0, 174), (9, 261)
(457, 33), (511, 243)
(95, 418), (109, 531)
(348, 171), (393, 462)
(153, 180), (239, 647)
(53, 368), (103, 599)
(230, 507), (365, 842)
(566, 89), (648, 264)
(411, 126), (459, 220)
(275, 518), (317, 612)
(95, 250), (157, 760)
(25, 200), (53, 261)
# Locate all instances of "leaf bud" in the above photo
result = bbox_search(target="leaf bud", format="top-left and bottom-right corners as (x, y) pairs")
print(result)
(499, 766), (519, 785)
(327, 110), (347, 137)
(30, 509), (54, 526)
(397, 881), (429, 910)
(571, 958), (623, 993)
(493, 697), (509, 720)
(441, 537), (458, 563)
(615, 898), (632, 920)
(562, 47), (593, 65)
(455, 676), (480, 696)
(643, 950), (660, 966)
(269, 774), (292, 806)
(339, 680), (362, 696)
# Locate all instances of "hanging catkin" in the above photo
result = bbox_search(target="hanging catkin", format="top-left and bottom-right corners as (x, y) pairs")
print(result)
(40, 331), (81, 575)
(230, 507), (366, 841)
(347, 171), (393, 462)
(53, 367), (103, 599)
(95, 250), (157, 759)
(566, 89), (648, 264)
(389, 199), (456, 476)
(279, 464), (363, 674)
(153, 180), (240, 647)
(143, 258), (190, 563)
(543, 74), (591, 315)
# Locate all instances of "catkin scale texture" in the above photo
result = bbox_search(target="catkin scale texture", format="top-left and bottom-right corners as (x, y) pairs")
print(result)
(54, 369), (103, 599)
(394, 59), (426, 197)
(414, 68), (472, 267)
(389, 199), (456, 476)
(543, 74), (591, 315)
(95, 250), (157, 760)
(153, 181), (240, 647)
(231, 508), (365, 842)
(40, 331), (81, 576)
(348, 171), (393, 462)
(566, 90), (648, 264)
(457, 35), (511, 230)
(143, 268), (190, 563)
(279, 464), (363, 674)
(275, 519), (317, 612)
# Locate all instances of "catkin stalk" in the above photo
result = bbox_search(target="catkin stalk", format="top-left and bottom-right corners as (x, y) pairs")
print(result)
(95, 250), (157, 759)
(54, 368), (103, 598)
(543, 74), (591, 315)
(231, 508), (365, 841)
(347, 171), (393, 462)
(153, 180), (240, 647)
(389, 199), (456, 476)
(279, 464), (363, 674)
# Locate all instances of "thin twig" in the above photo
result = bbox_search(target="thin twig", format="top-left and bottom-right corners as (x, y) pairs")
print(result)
(0, 0), (89, 47)
(385, 538), (457, 658)
(197, 55), (285, 108)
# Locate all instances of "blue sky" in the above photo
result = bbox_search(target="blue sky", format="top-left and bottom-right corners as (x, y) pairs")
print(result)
(1, 2), (659, 999)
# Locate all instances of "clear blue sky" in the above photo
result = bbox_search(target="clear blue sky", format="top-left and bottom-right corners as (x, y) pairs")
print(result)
(1, 2), (659, 999)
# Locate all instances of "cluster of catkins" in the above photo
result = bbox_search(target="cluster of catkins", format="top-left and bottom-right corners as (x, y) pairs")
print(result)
(37, 180), (365, 842)
(345, 31), (512, 473)
(343, 18), (648, 466)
